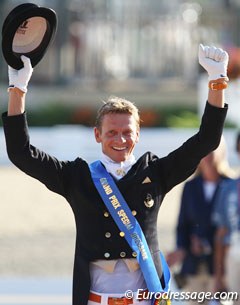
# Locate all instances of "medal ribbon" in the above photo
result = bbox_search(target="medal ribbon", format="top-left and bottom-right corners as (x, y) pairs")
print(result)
(89, 160), (171, 295)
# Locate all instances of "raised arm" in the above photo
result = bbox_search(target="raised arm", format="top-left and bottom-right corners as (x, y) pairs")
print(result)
(199, 44), (229, 109)
(3, 56), (71, 198)
(153, 45), (229, 193)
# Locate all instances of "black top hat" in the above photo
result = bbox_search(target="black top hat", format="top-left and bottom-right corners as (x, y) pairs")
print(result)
(2, 3), (57, 69)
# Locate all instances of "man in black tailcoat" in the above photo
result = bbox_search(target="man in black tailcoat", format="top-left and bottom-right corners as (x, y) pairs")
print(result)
(2, 44), (229, 305)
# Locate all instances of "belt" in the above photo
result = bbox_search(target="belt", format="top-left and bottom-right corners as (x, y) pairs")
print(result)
(89, 291), (148, 305)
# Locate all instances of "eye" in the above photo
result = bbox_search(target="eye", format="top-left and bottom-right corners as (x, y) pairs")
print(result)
(107, 130), (116, 136)
(123, 130), (133, 137)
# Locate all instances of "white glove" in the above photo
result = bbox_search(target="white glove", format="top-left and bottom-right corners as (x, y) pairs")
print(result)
(8, 55), (33, 93)
(198, 44), (229, 81)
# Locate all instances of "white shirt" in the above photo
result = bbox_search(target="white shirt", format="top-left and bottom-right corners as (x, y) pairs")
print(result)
(203, 181), (217, 202)
(100, 152), (136, 179)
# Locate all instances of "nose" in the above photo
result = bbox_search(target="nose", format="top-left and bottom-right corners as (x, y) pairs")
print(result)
(115, 134), (126, 143)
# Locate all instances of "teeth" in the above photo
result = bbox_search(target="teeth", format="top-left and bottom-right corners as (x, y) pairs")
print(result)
(113, 147), (126, 151)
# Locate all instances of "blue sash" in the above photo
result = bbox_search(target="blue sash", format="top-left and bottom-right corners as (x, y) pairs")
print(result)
(89, 160), (171, 294)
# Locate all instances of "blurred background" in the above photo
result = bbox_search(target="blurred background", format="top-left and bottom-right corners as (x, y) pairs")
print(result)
(0, 0), (240, 128)
(1, 0), (240, 304)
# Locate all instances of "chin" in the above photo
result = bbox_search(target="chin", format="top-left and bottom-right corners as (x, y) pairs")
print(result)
(113, 155), (128, 163)
(108, 150), (130, 162)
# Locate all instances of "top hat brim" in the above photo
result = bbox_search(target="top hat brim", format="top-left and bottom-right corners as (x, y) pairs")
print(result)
(2, 3), (57, 70)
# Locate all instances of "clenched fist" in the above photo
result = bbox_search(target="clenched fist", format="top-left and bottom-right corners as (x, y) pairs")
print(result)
(198, 44), (229, 81)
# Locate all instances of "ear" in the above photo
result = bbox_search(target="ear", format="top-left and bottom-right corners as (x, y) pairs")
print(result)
(135, 129), (140, 143)
(94, 127), (101, 143)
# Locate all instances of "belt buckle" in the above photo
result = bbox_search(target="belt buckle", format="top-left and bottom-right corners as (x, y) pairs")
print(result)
(108, 297), (132, 305)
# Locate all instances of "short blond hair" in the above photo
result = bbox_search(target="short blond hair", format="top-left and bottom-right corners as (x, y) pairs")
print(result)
(95, 96), (140, 129)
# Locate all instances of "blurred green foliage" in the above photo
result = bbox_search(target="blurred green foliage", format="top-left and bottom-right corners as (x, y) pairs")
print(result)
(27, 104), (75, 126)
(0, 103), (236, 128)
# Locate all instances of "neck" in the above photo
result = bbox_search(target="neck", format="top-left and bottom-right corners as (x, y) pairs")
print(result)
(202, 169), (219, 182)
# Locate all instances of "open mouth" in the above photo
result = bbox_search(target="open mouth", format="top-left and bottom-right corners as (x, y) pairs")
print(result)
(112, 146), (127, 151)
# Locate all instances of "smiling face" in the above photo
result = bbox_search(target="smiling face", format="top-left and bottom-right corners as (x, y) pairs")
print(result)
(94, 113), (140, 163)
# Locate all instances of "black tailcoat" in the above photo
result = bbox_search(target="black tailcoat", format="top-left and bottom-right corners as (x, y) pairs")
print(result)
(2, 102), (227, 305)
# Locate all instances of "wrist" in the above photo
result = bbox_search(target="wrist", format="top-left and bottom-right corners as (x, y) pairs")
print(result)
(208, 78), (228, 91)
(8, 86), (26, 96)
(8, 87), (26, 116)
(8, 85), (27, 94)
